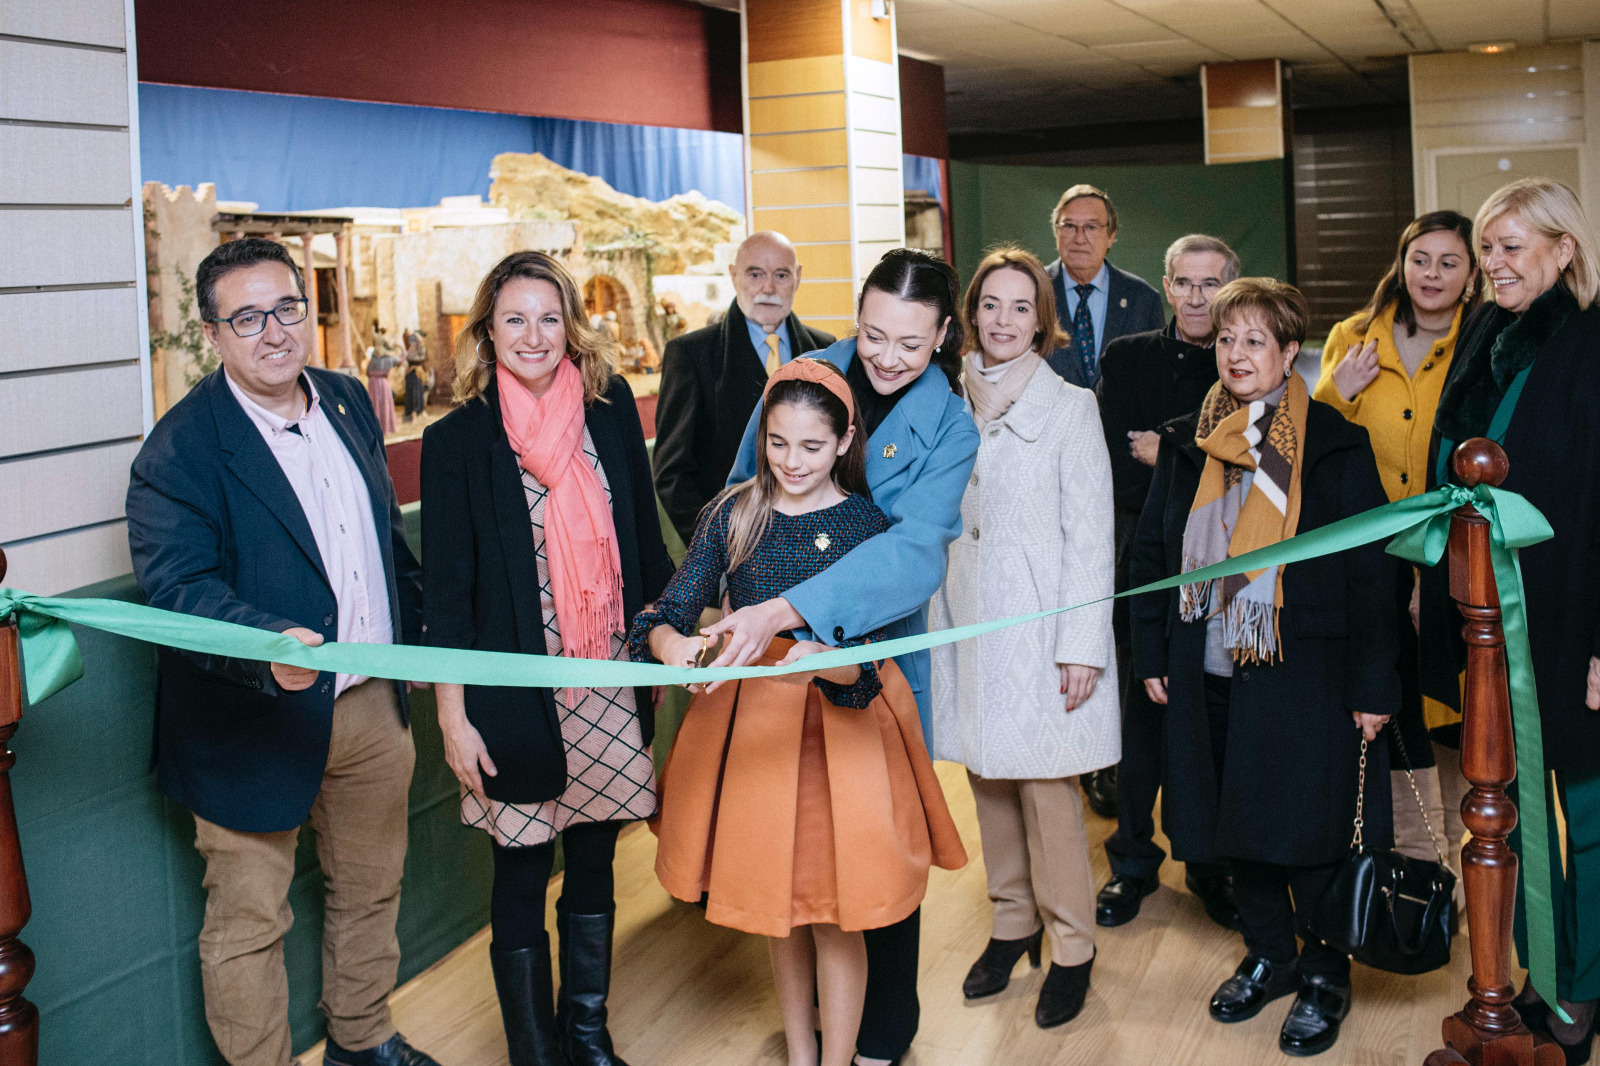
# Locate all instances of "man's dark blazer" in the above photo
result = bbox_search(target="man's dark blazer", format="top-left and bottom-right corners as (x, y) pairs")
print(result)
(126, 367), (422, 834)
(652, 300), (834, 544)
(1044, 258), (1164, 390)
(420, 373), (674, 804)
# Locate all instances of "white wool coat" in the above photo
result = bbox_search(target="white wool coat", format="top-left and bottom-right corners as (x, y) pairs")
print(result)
(931, 363), (1121, 779)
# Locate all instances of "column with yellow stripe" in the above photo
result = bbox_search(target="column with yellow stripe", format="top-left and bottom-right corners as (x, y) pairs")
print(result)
(742, 0), (906, 340)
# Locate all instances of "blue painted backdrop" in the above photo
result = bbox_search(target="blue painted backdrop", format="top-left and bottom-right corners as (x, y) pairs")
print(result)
(138, 84), (942, 216)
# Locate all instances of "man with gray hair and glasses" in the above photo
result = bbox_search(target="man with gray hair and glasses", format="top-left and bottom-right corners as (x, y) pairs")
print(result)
(1093, 233), (1243, 933)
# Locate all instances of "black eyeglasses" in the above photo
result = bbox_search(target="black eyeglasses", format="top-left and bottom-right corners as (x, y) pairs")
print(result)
(209, 299), (309, 338)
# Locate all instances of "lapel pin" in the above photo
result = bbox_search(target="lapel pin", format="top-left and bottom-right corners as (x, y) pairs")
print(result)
(814, 533), (831, 551)
(882, 443), (897, 459)
(1119, 298), (1128, 308)
(337, 403), (346, 415)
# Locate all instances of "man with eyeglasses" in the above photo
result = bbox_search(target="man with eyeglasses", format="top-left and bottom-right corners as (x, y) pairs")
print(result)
(1043, 184), (1164, 392)
(126, 238), (438, 1066)
(1093, 233), (1241, 935)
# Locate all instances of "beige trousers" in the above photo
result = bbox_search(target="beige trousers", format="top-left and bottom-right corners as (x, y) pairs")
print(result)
(968, 772), (1095, 967)
(193, 679), (415, 1066)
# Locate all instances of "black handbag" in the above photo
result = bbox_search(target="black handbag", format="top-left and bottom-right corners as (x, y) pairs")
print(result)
(1308, 729), (1456, 975)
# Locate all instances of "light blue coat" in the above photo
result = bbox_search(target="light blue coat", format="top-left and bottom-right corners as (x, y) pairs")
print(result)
(727, 337), (980, 736)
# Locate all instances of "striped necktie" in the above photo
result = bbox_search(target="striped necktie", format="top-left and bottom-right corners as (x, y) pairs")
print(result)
(764, 333), (781, 376)
(1071, 283), (1097, 382)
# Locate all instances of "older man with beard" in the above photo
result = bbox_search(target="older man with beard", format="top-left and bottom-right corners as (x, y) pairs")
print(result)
(652, 231), (835, 545)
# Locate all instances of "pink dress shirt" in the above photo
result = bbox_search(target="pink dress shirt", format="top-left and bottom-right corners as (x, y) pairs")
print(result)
(225, 371), (393, 696)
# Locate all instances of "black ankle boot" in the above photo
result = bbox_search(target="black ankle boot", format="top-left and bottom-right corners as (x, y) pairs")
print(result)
(1209, 955), (1300, 1023)
(490, 936), (564, 1066)
(1035, 951), (1094, 1029)
(962, 928), (1044, 999)
(557, 903), (632, 1066)
(1278, 973), (1352, 1057)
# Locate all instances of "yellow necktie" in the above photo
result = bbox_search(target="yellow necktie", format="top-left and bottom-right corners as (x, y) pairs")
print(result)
(764, 333), (781, 376)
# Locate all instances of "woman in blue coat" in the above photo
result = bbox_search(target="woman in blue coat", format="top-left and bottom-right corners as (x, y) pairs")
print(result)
(707, 248), (980, 1065)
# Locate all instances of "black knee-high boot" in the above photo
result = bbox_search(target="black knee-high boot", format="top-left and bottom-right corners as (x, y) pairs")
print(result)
(556, 902), (632, 1066)
(491, 934), (565, 1066)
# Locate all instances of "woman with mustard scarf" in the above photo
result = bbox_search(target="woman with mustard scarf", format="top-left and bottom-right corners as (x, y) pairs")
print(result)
(1129, 278), (1397, 1058)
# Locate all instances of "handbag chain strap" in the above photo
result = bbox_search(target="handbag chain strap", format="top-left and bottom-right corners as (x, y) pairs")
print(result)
(1392, 726), (1454, 873)
(1351, 739), (1367, 849)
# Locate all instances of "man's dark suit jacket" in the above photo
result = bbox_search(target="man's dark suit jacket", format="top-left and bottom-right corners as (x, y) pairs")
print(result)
(1044, 258), (1165, 390)
(127, 367), (423, 834)
(652, 300), (834, 544)
(1095, 319), (1219, 640)
(420, 373), (674, 804)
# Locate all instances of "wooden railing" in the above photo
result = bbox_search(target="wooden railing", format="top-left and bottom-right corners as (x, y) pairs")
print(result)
(1426, 440), (1561, 1066)
(0, 550), (38, 1065)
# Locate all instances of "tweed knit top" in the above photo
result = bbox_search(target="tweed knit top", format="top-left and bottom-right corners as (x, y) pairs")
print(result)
(628, 492), (891, 707)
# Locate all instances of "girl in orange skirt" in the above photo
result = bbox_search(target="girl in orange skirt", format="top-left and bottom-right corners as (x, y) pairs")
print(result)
(628, 357), (965, 1066)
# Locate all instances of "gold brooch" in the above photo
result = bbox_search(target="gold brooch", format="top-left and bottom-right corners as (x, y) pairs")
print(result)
(882, 443), (897, 459)
(814, 533), (831, 551)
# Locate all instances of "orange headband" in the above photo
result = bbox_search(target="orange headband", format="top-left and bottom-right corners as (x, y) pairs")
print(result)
(761, 356), (856, 422)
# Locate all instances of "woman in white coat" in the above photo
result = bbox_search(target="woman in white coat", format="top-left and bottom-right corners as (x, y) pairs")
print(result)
(931, 245), (1119, 1032)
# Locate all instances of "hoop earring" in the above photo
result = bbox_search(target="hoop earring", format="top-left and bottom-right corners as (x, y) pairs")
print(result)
(475, 335), (494, 367)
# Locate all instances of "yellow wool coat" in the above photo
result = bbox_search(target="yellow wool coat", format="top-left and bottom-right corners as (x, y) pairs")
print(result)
(1313, 302), (1464, 502)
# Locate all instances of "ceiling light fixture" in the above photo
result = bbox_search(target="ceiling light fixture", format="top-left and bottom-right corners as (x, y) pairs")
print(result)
(1468, 41), (1516, 54)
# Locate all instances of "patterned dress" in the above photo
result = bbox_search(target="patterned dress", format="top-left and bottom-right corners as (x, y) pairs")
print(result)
(461, 426), (657, 847)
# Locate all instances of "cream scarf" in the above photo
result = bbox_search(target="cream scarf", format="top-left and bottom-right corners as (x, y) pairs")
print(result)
(963, 350), (1042, 426)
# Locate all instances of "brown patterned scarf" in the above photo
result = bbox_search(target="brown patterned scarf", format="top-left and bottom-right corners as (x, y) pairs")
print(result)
(1179, 374), (1308, 664)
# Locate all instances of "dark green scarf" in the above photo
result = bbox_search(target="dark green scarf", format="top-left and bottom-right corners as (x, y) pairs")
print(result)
(1434, 283), (1578, 442)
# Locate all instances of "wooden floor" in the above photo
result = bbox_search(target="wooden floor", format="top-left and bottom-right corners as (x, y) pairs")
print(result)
(300, 762), (1484, 1066)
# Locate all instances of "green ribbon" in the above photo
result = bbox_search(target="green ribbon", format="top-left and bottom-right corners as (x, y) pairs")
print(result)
(0, 482), (1563, 1009)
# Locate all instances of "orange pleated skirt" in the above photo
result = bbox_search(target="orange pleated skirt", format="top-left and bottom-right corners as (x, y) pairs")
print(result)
(652, 638), (967, 937)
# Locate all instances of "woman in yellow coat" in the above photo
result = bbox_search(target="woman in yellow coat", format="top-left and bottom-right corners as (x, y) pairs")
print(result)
(1314, 209), (1478, 882)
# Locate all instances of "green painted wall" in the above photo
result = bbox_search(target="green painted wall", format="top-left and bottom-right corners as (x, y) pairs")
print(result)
(950, 158), (1290, 293)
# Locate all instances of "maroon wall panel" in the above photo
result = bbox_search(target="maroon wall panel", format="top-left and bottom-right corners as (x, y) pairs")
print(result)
(899, 55), (949, 159)
(134, 0), (744, 133)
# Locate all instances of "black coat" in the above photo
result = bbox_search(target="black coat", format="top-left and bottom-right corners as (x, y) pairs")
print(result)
(1423, 301), (1600, 774)
(1096, 320), (1218, 639)
(1129, 399), (1396, 866)
(652, 301), (834, 543)
(420, 374), (675, 804)
(127, 368), (422, 833)
(1043, 258), (1165, 390)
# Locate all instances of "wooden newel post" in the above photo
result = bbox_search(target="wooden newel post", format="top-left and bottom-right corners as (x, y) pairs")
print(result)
(0, 550), (38, 1066)
(1427, 440), (1561, 1066)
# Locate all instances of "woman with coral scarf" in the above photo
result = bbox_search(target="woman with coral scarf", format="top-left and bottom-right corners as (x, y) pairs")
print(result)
(421, 251), (674, 1066)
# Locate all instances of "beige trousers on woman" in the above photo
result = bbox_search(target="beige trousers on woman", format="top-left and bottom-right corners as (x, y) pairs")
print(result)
(968, 772), (1096, 967)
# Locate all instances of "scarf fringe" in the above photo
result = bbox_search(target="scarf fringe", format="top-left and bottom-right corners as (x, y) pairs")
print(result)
(1179, 553), (1212, 622)
(1222, 595), (1280, 666)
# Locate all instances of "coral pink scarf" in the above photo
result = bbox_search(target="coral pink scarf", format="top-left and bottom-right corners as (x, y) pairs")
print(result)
(496, 360), (623, 663)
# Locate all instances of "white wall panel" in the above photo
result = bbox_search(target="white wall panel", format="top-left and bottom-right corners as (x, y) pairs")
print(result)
(0, 288), (141, 374)
(0, 0), (126, 47)
(0, 363), (143, 458)
(0, 125), (131, 204)
(850, 129), (901, 170)
(0, 440), (137, 542)
(1, 520), (131, 597)
(852, 166), (903, 205)
(0, 208), (136, 288)
(854, 205), (904, 244)
(0, 39), (128, 125)
(850, 93), (901, 135)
